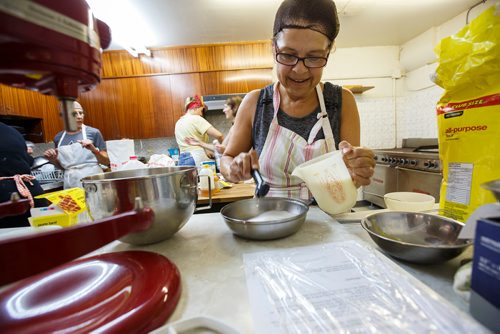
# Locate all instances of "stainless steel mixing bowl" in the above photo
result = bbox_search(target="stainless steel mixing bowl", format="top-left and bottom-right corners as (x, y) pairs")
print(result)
(361, 211), (472, 264)
(82, 167), (200, 245)
(220, 197), (309, 240)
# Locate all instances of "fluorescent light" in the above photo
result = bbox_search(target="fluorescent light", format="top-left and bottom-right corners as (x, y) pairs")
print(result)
(86, 0), (156, 57)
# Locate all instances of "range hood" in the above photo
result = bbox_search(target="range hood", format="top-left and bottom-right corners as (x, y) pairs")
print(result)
(202, 93), (245, 111)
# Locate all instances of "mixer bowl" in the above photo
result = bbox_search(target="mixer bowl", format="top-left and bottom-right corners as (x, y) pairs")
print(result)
(361, 211), (472, 264)
(82, 167), (198, 245)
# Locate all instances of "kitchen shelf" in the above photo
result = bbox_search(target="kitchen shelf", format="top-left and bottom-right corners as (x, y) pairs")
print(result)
(343, 85), (374, 94)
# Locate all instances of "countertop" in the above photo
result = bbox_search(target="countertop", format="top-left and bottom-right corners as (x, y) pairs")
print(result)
(89, 206), (484, 333)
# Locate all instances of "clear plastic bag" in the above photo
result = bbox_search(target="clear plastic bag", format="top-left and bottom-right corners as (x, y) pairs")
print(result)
(119, 156), (147, 171)
(243, 241), (487, 333)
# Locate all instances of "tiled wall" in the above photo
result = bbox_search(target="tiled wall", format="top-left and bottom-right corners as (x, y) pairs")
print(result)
(355, 95), (396, 149)
(354, 84), (443, 149)
(396, 85), (443, 146)
(31, 85), (444, 157)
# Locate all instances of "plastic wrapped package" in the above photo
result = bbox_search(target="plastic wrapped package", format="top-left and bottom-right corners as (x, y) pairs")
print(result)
(148, 154), (176, 168)
(433, 4), (500, 222)
(243, 241), (487, 333)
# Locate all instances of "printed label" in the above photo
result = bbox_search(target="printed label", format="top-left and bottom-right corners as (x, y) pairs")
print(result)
(445, 163), (473, 205)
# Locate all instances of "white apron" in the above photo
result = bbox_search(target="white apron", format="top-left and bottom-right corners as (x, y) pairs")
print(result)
(258, 83), (336, 201)
(57, 125), (103, 189)
(189, 148), (211, 167)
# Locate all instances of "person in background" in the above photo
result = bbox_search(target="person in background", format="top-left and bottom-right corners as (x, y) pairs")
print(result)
(175, 95), (224, 166)
(44, 101), (109, 189)
(221, 0), (375, 200)
(0, 123), (47, 228)
(185, 95), (243, 154)
(25, 141), (34, 156)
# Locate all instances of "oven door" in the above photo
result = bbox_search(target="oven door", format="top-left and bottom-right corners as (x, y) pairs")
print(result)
(396, 166), (442, 201)
(363, 164), (397, 208)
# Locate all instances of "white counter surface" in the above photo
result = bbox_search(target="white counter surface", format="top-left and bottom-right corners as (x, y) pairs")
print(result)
(88, 206), (482, 333)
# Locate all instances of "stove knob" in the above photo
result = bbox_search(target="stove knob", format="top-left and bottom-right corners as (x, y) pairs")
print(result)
(403, 159), (410, 165)
(424, 161), (435, 168)
(381, 157), (387, 163)
(410, 160), (417, 166)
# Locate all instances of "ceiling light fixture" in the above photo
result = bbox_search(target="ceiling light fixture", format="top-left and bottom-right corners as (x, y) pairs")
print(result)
(85, 0), (156, 57)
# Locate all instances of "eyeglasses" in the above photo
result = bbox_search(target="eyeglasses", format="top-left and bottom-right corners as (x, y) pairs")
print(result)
(72, 111), (84, 117)
(275, 52), (329, 68)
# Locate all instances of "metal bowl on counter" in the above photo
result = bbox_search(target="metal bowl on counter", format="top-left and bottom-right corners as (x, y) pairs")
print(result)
(220, 197), (309, 240)
(361, 211), (472, 264)
(82, 167), (199, 245)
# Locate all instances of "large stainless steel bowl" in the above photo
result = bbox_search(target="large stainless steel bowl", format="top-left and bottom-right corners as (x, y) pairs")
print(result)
(361, 211), (472, 264)
(82, 167), (198, 245)
(220, 197), (309, 240)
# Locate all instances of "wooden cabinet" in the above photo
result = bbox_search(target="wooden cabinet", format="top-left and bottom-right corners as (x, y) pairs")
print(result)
(0, 85), (62, 142)
(0, 41), (274, 141)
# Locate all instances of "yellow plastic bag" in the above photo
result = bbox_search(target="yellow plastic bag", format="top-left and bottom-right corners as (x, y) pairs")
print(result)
(31, 188), (87, 227)
(434, 4), (500, 222)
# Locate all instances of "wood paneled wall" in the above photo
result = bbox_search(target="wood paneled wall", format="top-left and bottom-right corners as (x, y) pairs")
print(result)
(0, 40), (274, 141)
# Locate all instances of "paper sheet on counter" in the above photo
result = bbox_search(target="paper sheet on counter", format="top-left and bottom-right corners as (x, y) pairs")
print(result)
(243, 240), (486, 334)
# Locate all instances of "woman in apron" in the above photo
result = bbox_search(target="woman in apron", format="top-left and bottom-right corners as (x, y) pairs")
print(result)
(175, 95), (225, 167)
(44, 102), (109, 189)
(220, 0), (375, 197)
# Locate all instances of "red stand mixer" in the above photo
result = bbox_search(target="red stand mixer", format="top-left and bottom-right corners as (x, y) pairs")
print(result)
(0, 0), (111, 131)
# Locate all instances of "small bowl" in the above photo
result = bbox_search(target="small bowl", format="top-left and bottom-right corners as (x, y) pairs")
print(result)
(220, 197), (309, 240)
(361, 211), (472, 264)
(384, 192), (435, 212)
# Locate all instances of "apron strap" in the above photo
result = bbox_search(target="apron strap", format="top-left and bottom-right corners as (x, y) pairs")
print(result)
(57, 124), (87, 148)
(306, 85), (335, 148)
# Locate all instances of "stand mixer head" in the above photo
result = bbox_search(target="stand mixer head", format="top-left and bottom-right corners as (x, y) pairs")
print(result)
(0, 0), (111, 131)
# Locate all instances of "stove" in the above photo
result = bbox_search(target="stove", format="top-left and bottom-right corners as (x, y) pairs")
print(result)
(364, 138), (443, 208)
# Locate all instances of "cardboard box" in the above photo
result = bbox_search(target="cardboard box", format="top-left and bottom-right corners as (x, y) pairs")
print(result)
(30, 188), (86, 228)
(29, 206), (77, 227)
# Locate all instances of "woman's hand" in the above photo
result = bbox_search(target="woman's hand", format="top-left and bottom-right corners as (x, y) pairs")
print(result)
(43, 148), (58, 162)
(78, 139), (98, 153)
(224, 149), (259, 182)
(185, 137), (201, 146)
(339, 141), (375, 188)
(214, 143), (226, 155)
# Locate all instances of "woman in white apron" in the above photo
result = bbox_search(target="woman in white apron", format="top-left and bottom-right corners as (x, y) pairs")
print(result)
(220, 0), (375, 196)
(56, 125), (104, 189)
